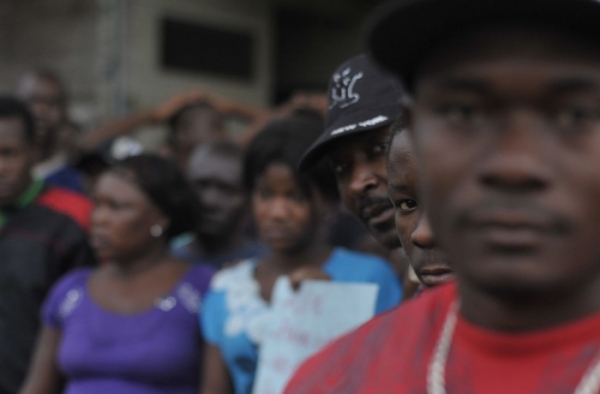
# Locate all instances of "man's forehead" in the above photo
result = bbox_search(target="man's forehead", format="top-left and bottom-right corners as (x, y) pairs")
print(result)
(417, 25), (600, 93)
(328, 125), (393, 159)
(389, 134), (417, 177)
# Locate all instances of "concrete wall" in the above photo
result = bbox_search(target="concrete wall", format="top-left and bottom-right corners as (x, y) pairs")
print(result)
(0, 0), (98, 124)
(0, 0), (374, 145)
(0, 0), (272, 127)
(125, 0), (272, 111)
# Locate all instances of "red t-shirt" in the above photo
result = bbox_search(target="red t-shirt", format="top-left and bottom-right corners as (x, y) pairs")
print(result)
(284, 282), (600, 394)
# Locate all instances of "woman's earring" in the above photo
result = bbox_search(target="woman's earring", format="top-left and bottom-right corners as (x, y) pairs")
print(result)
(150, 224), (163, 238)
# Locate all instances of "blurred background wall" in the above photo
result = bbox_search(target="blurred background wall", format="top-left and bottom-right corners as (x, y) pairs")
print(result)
(0, 0), (382, 141)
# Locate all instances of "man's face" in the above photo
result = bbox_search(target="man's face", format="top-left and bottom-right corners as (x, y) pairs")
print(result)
(188, 150), (245, 239)
(0, 118), (33, 206)
(329, 125), (400, 249)
(388, 130), (453, 287)
(409, 26), (600, 298)
(17, 76), (65, 144)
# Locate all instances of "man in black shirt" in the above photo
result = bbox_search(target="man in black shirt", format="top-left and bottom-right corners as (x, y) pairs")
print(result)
(0, 96), (96, 393)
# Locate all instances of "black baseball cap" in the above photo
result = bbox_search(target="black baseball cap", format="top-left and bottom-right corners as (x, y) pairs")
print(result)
(367, 0), (600, 92)
(298, 54), (404, 171)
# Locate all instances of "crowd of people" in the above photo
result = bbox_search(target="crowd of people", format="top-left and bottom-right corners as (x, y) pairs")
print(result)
(3, 0), (600, 392)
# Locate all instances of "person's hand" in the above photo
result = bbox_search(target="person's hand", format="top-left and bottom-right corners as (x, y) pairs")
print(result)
(289, 267), (331, 291)
(222, 259), (244, 269)
(152, 90), (206, 123)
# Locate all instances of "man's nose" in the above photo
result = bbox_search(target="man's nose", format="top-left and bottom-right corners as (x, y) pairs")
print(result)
(411, 212), (436, 249)
(348, 159), (379, 198)
(478, 109), (551, 194)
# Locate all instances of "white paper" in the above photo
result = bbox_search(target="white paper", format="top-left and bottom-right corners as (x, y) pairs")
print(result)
(252, 277), (378, 394)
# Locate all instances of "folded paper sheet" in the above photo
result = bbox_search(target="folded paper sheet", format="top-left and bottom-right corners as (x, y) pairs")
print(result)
(252, 277), (378, 394)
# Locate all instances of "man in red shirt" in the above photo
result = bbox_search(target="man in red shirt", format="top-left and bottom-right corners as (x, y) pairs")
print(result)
(285, 0), (600, 393)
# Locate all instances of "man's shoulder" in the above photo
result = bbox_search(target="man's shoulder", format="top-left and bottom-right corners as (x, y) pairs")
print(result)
(284, 283), (456, 394)
(36, 187), (92, 231)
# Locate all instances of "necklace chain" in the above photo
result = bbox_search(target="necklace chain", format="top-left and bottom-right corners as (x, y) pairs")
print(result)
(427, 301), (600, 394)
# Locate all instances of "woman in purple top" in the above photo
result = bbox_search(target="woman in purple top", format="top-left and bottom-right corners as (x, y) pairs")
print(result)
(20, 154), (215, 394)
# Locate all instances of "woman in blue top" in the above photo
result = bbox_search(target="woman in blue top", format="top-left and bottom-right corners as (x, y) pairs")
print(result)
(200, 114), (402, 394)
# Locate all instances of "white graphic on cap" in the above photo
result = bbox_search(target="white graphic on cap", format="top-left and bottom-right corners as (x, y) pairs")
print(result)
(330, 115), (389, 136)
(329, 67), (364, 110)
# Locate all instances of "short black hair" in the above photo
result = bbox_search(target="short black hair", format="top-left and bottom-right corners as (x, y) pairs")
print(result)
(0, 95), (36, 142)
(109, 154), (201, 240)
(243, 114), (339, 201)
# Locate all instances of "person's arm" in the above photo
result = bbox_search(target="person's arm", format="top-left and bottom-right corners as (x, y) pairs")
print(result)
(19, 327), (63, 394)
(212, 95), (269, 123)
(78, 110), (156, 150)
(78, 91), (207, 150)
(199, 344), (234, 394)
(236, 92), (326, 146)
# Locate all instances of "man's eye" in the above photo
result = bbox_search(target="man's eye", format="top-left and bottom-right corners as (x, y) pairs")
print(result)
(552, 107), (598, 129)
(372, 141), (389, 155)
(439, 104), (485, 125)
(332, 163), (348, 175)
(397, 200), (418, 212)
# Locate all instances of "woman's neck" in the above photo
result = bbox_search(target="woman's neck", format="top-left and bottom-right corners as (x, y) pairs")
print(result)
(264, 242), (333, 275)
(112, 246), (169, 278)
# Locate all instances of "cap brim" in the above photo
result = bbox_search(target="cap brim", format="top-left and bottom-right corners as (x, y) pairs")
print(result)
(367, 0), (600, 90)
(298, 104), (399, 172)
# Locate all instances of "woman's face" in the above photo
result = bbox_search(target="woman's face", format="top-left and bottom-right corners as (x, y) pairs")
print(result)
(252, 163), (320, 254)
(90, 172), (167, 262)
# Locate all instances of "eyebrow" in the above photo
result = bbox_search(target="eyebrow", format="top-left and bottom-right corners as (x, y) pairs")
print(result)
(545, 78), (600, 95)
(388, 183), (414, 193)
(432, 77), (492, 94)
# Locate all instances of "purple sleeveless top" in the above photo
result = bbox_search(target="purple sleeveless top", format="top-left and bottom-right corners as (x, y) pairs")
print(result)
(42, 265), (214, 394)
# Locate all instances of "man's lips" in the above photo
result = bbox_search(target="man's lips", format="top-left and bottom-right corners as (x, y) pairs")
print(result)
(470, 210), (555, 232)
(462, 207), (568, 250)
(361, 201), (394, 222)
(419, 265), (454, 286)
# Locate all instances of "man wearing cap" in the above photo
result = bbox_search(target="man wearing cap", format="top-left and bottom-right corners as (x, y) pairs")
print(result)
(300, 54), (404, 252)
(286, 0), (600, 392)
(300, 54), (452, 290)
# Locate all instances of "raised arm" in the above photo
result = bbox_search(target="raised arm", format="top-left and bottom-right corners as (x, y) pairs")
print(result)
(78, 91), (206, 150)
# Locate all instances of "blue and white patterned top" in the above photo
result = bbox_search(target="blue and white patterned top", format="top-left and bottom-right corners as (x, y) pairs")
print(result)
(200, 247), (402, 394)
